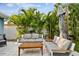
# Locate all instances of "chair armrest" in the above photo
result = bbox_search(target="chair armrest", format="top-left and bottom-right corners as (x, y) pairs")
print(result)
(3, 34), (7, 41)
(70, 43), (75, 51)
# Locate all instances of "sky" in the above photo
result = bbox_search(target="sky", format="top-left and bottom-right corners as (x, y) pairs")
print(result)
(0, 3), (55, 16)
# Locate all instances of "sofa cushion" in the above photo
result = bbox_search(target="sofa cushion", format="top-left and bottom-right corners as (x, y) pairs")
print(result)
(32, 33), (39, 39)
(19, 33), (43, 43)
(19, 39), (43, 43)
(0, 40), (5, 42)
(23, 34), (31, 39)
(45, 42), (60, 53)
(57, 38), (66, 48)
(53, 36), (60, 45)
(39, 34), (43, 38)
(53, 36), (57, 43)
(62, 39), (72, 50)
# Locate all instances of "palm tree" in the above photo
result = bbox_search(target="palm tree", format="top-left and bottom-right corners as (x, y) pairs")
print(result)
(44, 9), (59, 40)
(20, 8), (37, 33)
(21, 8), (45, 34)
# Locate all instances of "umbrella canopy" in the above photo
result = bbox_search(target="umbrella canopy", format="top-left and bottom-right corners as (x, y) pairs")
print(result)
(57, 4), (68, 39)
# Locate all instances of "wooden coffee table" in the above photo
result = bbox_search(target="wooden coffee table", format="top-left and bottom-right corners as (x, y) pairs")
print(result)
(18, 42), (43, 56)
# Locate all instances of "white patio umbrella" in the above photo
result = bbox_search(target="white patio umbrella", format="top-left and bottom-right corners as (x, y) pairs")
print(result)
(57, 4), (68, 39)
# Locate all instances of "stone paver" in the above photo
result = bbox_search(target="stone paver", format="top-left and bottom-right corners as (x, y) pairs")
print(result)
(0, 41), (79, 56)
(0, 42), (48, 56)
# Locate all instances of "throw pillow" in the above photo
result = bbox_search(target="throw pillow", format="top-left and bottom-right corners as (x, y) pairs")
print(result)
(53, 36), (60, 45)
(62, 39), (72, 50)
(57, 38), (66, 48)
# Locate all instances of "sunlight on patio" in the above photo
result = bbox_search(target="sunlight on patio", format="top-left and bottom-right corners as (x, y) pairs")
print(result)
(0, 42), (48, 56)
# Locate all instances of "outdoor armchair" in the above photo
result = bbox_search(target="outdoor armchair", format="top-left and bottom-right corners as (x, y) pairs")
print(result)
(44, 36), (75, 56)
(0, 34), (7, 46)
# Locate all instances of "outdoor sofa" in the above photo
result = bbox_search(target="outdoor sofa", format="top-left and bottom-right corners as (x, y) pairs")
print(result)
(44, 36), (75, 56)
(0, 34), (7, 46)
(18, 33), (43, 43)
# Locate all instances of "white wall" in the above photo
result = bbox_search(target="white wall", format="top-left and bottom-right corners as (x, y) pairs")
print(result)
(4, 25), (17, 40)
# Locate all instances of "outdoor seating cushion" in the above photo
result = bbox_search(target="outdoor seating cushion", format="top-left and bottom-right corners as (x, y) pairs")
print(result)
(56, 38), (66, 48)
(23, 34), (31, 39)
(62, 39), (72, 50)
(32, 33), (39, 39)
(39, 34), (43, 38)
(56, 38), (72, 50)
(53, 36), (60, 45)
(0, 40), (5, 42)
(18, 33), (43, 43)
(19, 38), (43, 43)
(53, 36), (57, 43)
(44, 42), (61, 53)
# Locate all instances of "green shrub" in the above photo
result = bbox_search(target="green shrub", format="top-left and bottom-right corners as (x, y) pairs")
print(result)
(74, 40), (79, 52)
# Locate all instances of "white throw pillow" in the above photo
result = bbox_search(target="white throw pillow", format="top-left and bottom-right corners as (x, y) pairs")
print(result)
(62, 39), (72, 50)
(57, 38), (66, 48)
(53, 36), (57, 43)
(53, 36), (60, 45)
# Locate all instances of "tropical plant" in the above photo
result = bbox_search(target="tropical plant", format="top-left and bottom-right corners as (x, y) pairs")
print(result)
(21, 8), (45, 33)
(9, 8), (46, 38)
(9, 13), (28, 38)
(43, 6), (59, 39)
(67, 4), (79, 52)
(68, 4), (79, 40)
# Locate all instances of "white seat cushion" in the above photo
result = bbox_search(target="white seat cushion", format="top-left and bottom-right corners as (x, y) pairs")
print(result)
(53, 36), (60, 45)
(57, 38), (66, 48)
(62, 39), (72, 50)
(32, 33), (39, 39)
(19, 39), (43, 43)
(23, 34), (31, 39)
(0, 40), (5, 42)
(53, 36), (57, 43)
(45, 42), (60, 53)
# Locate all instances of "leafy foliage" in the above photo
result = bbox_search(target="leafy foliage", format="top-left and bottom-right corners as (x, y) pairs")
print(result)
(43, 8), (59, 39)
(9, 7), (59, 39)
(67, 4), (79, 52)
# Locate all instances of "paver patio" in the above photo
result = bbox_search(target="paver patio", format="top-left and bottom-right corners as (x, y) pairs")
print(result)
(0, 41), (48, 56)
(0, 41), (79, 56)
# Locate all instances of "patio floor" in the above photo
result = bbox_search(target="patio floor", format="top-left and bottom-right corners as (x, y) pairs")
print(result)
(0, 41), (48, 56)
(0, 41), (79, 56)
